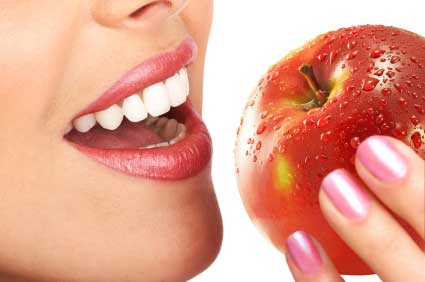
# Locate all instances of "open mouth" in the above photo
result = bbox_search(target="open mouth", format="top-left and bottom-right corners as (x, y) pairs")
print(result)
(64, 38), (212, 180)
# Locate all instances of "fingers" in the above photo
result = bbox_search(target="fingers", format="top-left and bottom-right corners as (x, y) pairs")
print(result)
(285, 231), (344, 282)
(355, 135), (425, 238)
(319, 169), (425, 282)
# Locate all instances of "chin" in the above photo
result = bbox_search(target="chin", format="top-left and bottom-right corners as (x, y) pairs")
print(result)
(85, 167), (223, 282)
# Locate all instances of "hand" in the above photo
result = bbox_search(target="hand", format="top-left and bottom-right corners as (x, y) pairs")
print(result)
(284, 135), (425, 282)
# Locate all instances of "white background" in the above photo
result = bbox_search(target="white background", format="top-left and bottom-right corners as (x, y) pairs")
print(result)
(195, 0), (424, 281)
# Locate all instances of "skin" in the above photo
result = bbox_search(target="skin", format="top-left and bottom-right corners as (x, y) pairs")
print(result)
(286, 136), (425, 282)
(0, 1), (222, 282)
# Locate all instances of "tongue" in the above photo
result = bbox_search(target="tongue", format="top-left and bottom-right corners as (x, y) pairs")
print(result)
(65, 119), (163, 149)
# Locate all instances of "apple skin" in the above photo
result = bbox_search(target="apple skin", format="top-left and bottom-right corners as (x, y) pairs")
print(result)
(235, 25), (425, 275)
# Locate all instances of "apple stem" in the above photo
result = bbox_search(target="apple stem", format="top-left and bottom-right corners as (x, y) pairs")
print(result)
(299, 63), (329, 109)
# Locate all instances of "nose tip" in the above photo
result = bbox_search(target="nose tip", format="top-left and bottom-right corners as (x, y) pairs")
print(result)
(92, 0), (188, 29)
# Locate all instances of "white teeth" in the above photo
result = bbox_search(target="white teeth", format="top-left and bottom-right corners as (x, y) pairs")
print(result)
(165, 72), (188, 107)
(179, 68), (190, 97)
(95, 105), (123, 130)
(142, 81), (171, 117)
(122, 94), (148, 122)
(71, 68), (189, 134)
(73, 113), (96, 133)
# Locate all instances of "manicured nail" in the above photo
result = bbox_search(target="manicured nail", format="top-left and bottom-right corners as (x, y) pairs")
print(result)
(286, 231), (322, 274)
(322, 169), (371, 220)
(357, 136), (408, 183)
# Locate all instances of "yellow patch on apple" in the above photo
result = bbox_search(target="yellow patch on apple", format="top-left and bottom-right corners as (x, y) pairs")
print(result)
(275, 155), (294, 192)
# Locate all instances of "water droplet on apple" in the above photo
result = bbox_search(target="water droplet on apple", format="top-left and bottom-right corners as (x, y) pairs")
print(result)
(329, 97), (338, 104)
(329, 51), (338, 64)
(353, 90), (362, 97)
(346, 50), (359, 60)
(380, 122), (389, 131)
(321, 131), (333, 142)
(304, 156), (313, 166)
(307, 108), (321, 116)
(410, 115), (420, 126)
(317, 115), (332, 128)
(374, 69), (385, 76)
(325, 36), (336, 45)
(260, 111), (269, 119)
(350, 137), (361, 149)
(381, 88), (392, 96)
(376, 114), (385, 124)
(253, 155), (258, 162)
(392, 126), (407, 139)
(347, 41), (357, 50)
(390, 56), (401, 64)
(370, 49), (384, 58)
(411, 132), (422, 149)
(410, 57), (419, 63)
(414, 104), (425, 115)
(411, 92), (419, 99)
(339, 101), (349, 109)
(315, 155), (328, 162)
(318, 53), (328, 62)
(247, 138), (255, 145)
(256, 123), (266, 135)
(268, 154), (274, 162)
(386, 71), (396, 78)
(398, 97), (408, 106)
(367, 62), (375, 73)
(256, 141), (262, 151)
(362, 78), (379, 91)
(394, 83), (405, 93)
(303, 117), (316, 127)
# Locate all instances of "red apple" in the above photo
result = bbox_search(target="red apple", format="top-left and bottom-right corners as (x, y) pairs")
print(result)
(235, 25), (425, 274)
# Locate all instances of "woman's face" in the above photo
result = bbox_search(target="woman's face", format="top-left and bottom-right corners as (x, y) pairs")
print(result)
(0, 1), (221, 282)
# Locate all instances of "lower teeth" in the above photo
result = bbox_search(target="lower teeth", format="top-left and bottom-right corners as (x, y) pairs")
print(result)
(139, 115), (186, 149)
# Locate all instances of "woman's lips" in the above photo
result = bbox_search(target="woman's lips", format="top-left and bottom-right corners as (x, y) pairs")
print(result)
(67, 101), (212, 180)
(65, 37), (212, 180)
(74, 37), (198, 120)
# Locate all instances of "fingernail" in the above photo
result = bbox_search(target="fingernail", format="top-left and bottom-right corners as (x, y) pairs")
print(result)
(322, 169), (371, 220)
(286, 231), (322, 274)
(357, 136), (408, 183)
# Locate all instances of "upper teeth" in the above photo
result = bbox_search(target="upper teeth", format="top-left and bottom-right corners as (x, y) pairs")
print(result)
(72, 68), (189, 133)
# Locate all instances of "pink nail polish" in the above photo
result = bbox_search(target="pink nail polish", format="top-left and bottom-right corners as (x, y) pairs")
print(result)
(322, 169), (371, 220)
(286, 231), (322, 274)
(357, 136), (408, 183)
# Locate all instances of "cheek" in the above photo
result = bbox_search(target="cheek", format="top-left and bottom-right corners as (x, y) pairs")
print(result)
(0, 2), (80, 134)
(180, 0), (213, 112)
(182, 0), (213, 44)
